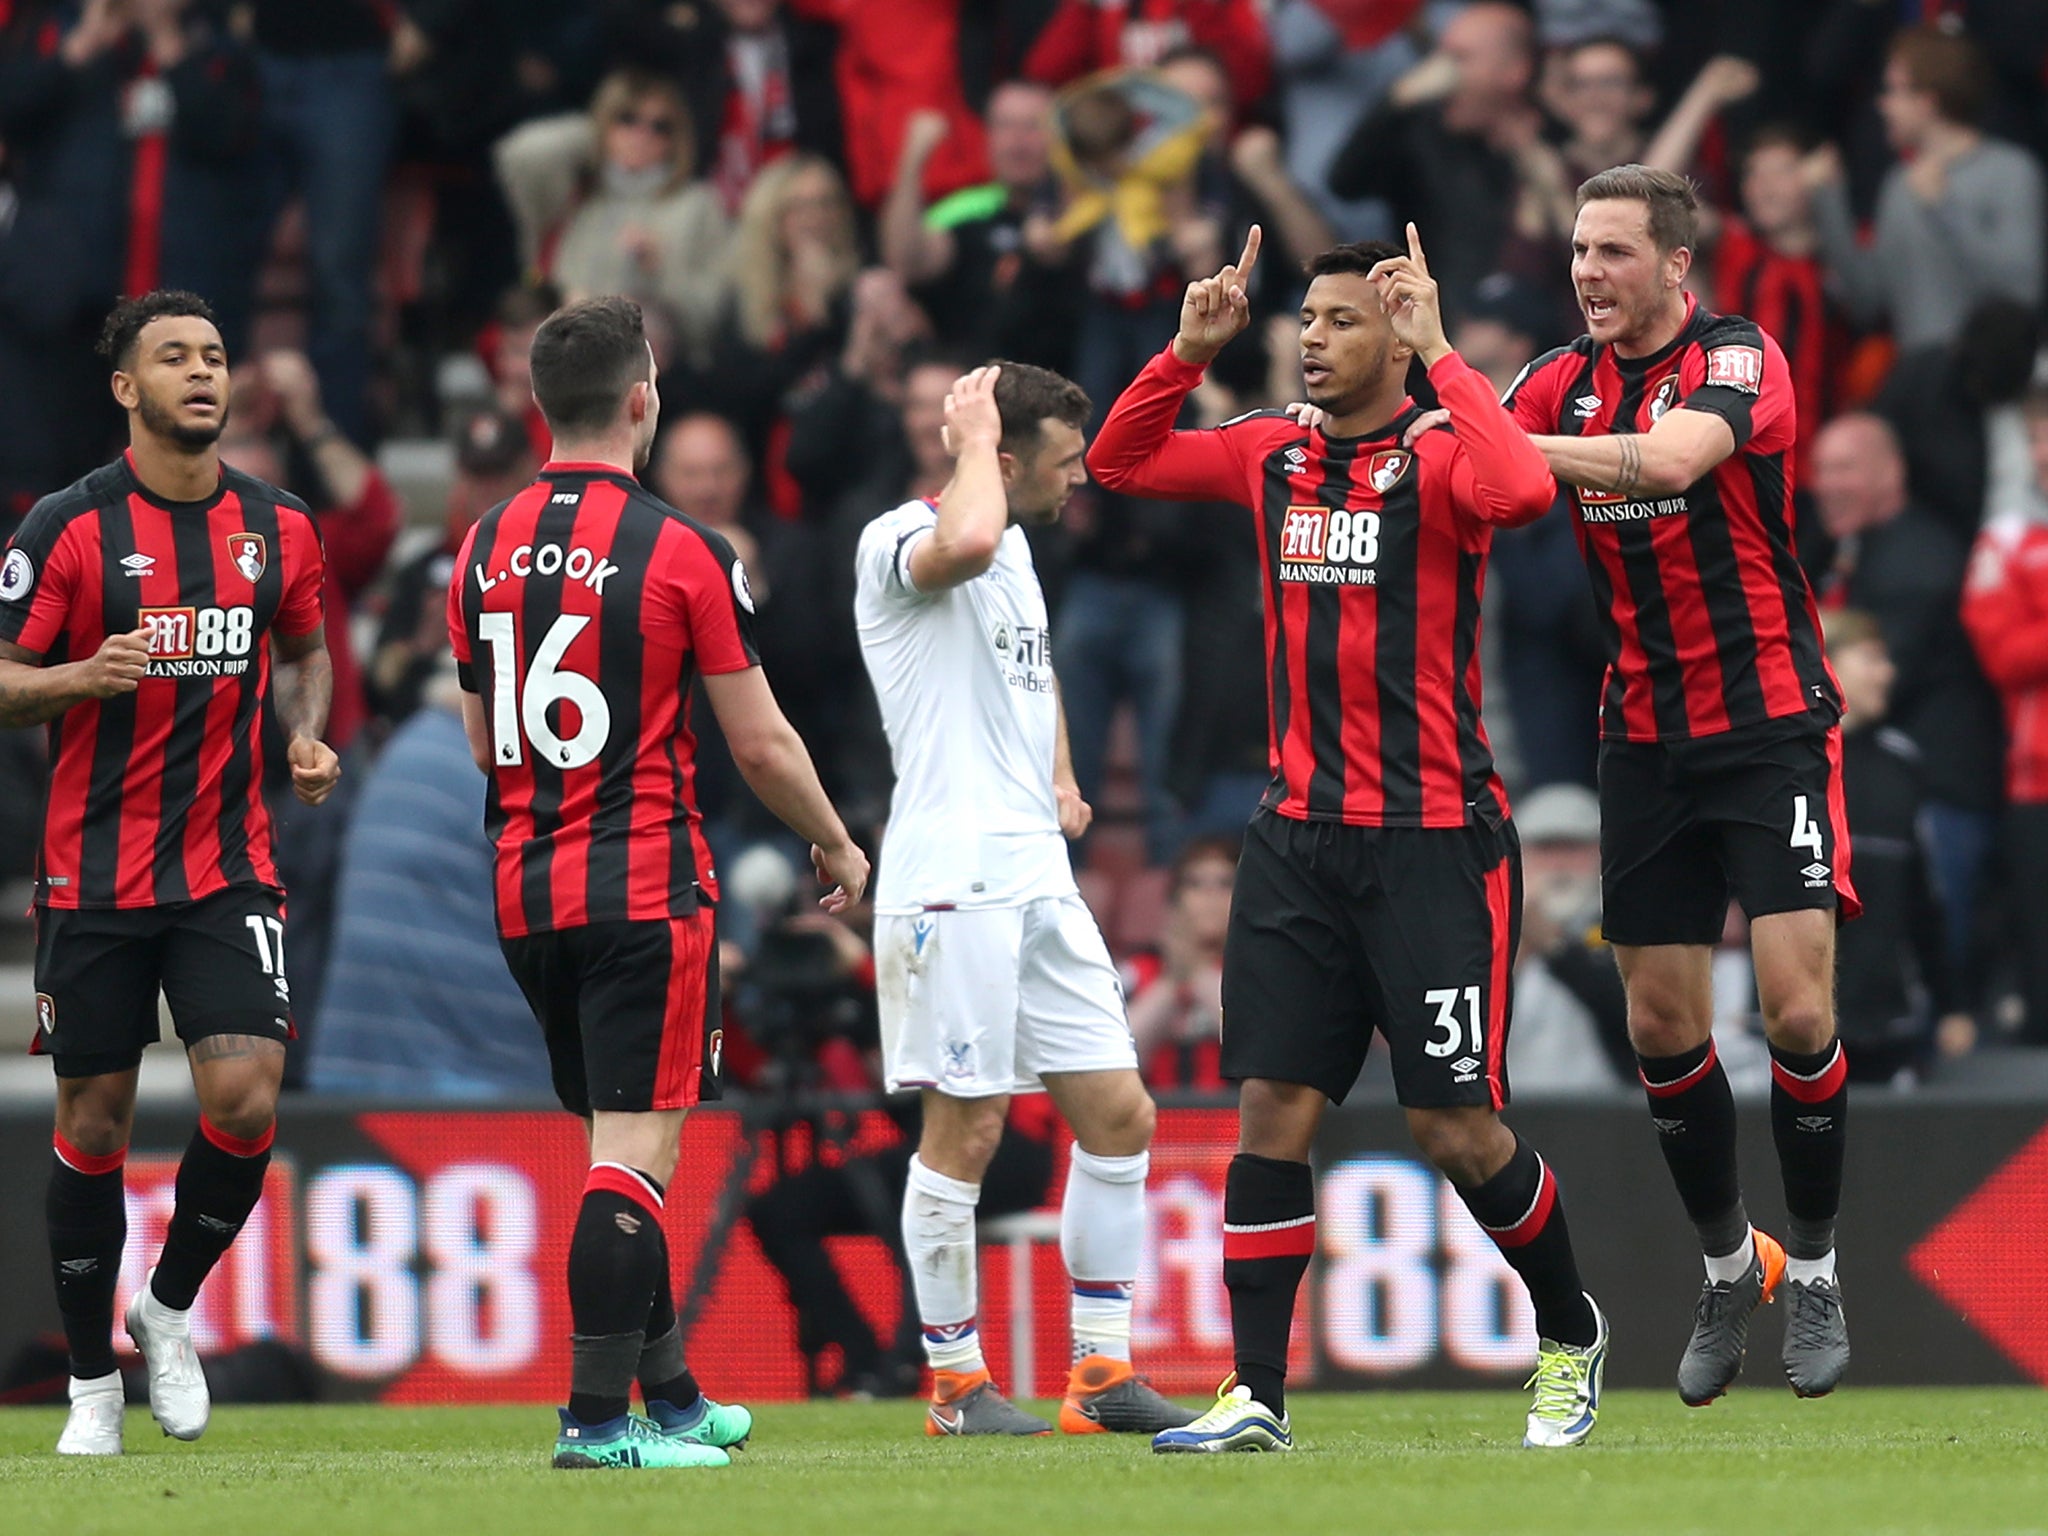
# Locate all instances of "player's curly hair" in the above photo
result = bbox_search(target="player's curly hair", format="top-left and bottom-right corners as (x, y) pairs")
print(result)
(96, 290), (221, 371)
(1304, 240), (1403, 281)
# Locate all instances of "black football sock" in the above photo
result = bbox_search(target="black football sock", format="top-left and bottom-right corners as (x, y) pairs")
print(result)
(637, 1205), (702, 1411)
(1638, 1040), (1749, 1258)
(1768, 1040), (1849, 1261)
(1455, 1136), (1598, 1348)
(566, 1164), (666, 1425)
(151, 1118), (273, 1311)
(1223, 1153), (1315, 1415)
(48, 1133), (127, 1380)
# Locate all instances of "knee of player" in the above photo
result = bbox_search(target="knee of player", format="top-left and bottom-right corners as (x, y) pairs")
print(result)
(55, 1102), (133, 1159)
(1760, 996), (1835, 1053)
(1624, 993), (1711, 1056)
(1076, 1082), (1156, 1156)
(201, 1094), (278, 1144)
(1406, 1110), (1499, 1187)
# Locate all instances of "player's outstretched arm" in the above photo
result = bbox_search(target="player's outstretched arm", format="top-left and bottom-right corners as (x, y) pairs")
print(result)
(1086, 226), (1262, 500)
(701, 665), (870, 911)
(1370, 224), (1555, 525)
(1529, 408), (1735, 499)
(0, 632), (149, 727)
(908, 365), (1009, 591)
(274, 626), (342, 806)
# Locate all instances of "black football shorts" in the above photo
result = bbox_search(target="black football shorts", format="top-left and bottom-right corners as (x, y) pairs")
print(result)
(1220, 809), (1521, 1109)
(500, 909), (723, 1116)
(1598, 709), (1861, 948)
(33, 885), (295, 1078)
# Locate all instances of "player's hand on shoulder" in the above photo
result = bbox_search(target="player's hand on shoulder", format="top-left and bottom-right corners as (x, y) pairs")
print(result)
(812, 838), (871, 913)
(80, 627), (150, 698)
(1284, 401), (1327, 432)
(940, 364), (1003, 458)
(287, 734), (342, 806)
(1368, 224), (1451, 367)
(1172, 224), (1261, 368)
(1056, 782), (1092, 840)
(1402, 408), (1451, 448)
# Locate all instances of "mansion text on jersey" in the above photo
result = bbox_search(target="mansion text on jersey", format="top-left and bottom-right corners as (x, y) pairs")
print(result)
(1575, 493), (1692, 523)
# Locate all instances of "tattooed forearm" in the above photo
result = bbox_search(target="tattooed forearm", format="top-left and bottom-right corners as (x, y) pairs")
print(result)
(272, 643), (333, 744)
(0, 659), (85, 727)
(1609, 435), (1644, 497)
(188, 1033), (286, 1065)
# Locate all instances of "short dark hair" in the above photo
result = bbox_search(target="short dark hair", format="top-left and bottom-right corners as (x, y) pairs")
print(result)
(1305, 240), (1403, 281)
(1891, 22), (1991, 128)
(989, 360), (1090, 456)
(1740, 122), (1810, 166)
(1575, 164), (1699, 254)
(1171, 834), (1241, 894)
(529, 297), (650, 436)
(97, 290), (220, 371)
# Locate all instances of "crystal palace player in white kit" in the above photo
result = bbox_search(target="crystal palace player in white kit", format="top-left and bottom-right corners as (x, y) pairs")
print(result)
(855, 363), (1196, 1438)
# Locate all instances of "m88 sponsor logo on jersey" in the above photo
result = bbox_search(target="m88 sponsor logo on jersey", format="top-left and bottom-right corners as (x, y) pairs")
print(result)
(1280, 505), (1381, 587)
(140, 605), (256, 676)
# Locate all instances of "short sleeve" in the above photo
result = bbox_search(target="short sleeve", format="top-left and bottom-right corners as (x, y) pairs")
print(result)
(1678, 322), (1793, 455)
(0, 499), (85, 656)
(663, 523), (761, 675)
(1501, 345), (1577, 434)
(855, 501), (941, 607)
(448, 521), (479, 690)
(274, 505), (325, 637)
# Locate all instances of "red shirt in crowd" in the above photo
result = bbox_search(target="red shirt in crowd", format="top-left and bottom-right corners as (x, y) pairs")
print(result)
(1025, 0), (1272, 111)
(1962, 515), (2048, 805)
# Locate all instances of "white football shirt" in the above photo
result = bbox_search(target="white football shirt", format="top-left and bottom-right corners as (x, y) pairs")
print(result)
(854, 498), (1077, 914)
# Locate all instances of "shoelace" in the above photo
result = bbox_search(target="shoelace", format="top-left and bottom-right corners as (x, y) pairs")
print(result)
(1524, 1350), (1592, 1420)
(1785, 1284), (1842, 1352)
(1188, 1390), (1250, 1429)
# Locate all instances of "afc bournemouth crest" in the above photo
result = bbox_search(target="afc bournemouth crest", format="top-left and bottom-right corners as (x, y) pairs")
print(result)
(707, 1028), (724, 1078)
(1367, 449), (1411, 494)
(1648, 374), (1681, 422)
(227, 532), (267, 583)
(35, 992), (55, 1038)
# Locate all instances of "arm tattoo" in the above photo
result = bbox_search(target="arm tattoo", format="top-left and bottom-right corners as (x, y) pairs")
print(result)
(1610, 435), (1644, 496)
(1609, 435), (1643, 497)
(272, 643), (333, 743)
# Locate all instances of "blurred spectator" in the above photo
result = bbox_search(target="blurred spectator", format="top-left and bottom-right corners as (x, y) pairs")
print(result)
(1811, 411), (2004, 993)
(1268, 0), (1422, 243)
(1548, 36), (1657, 189)
(479, 279), (560, 462)
(1823, 610), (1972, 1084)
(308, 662), (552, 1098)
(247, 0), (406, 445)
(221, 349), (400, 756)
(1126, 836), (1235, 1091)
(1024, 0), (1272, 115)
(677, 0), (844, 216)
(1505, 784), (1627, 1093)
(1810, 22), (2045, 352)
(494, 70), (732, 369)
(1327, 2), (1557, 319)
(368, 406), (537, 728)
(1962, 389), (2048, 1046)
(879, 84), (1082, 370)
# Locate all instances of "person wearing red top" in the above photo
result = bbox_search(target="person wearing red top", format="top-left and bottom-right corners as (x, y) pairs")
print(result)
(1507, 164), (1852, 1405)
(449, 296), (868, 1470)
(1126, 836), (1236, 1093)
(0, 290), (339, 1458)
(1961, 389), (2048, 1045)
(1025, 0), (1272, 115)
(1091, 225), (1608, 1450)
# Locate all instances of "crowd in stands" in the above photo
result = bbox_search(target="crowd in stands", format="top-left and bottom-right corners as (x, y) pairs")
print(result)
(4, 0), (2048, 1099)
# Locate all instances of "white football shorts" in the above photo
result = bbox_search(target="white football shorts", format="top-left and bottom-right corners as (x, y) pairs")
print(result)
(875, 894), (1138, 1096)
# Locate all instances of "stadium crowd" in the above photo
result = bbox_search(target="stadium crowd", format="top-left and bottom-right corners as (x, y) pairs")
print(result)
(3, 0), (2048, 1100)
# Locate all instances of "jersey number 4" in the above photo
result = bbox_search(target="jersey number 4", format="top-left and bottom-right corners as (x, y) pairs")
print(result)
(476, 612), (612, 770)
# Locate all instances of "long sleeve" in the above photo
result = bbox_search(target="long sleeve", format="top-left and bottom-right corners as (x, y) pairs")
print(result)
(1810, 176), (1888, 328)
(1431, 352), (1555, 528)
(1085, 347), (1246, 501)
(493, 112), (596, 269)
(317, 469), (402, 601)
(1938, 144), (2045, 312)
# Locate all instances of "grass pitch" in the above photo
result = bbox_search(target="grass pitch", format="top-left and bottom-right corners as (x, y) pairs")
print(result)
(3, 1389), (2044, 1536)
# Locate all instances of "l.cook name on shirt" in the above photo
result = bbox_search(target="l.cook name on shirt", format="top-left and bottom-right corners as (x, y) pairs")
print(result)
(991, 620), (1053, 692)
(474, 541), (622, 595)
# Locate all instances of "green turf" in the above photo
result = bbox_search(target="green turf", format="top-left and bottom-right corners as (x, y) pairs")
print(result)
(4, 1390), (2045, 1536)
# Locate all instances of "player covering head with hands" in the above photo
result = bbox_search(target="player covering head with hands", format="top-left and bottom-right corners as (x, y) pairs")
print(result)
(1090, 225), (1611, 1452)
(854, 361), (1197, 1439)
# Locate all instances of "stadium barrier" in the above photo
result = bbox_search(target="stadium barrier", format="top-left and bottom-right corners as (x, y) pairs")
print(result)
(0, 1098), (2042, 1402)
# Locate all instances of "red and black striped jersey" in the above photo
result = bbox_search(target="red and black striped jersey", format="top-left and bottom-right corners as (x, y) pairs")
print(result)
(448, 462), (760, 939)
(1089, 347), (1556, 828)
(0, 452), (325, 909)
(1504, 297), (1837, 744)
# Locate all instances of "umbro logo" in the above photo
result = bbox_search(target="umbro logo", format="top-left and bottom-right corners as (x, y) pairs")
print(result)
(59, 1257), (99, 1275)
(1451, 1055), (1480, 1078)
(198, 1214), (239, 1234)
(1651, 1117), (1684, 1134)
(120, 552), (156, 577)
(1573, 394), (1602, 419)
(1796, 1115), (1835, 1133)
(1802, 862), (1831, 887)
(1284, 447), (1307, 469)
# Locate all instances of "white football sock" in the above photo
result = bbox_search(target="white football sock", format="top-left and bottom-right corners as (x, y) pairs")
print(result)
(1704, 1227), (1757, 1285)
(1061, 1147), (1148, 1363)
(903, 1155), (985, 1375)
(1786, 1249), (1837, 1285)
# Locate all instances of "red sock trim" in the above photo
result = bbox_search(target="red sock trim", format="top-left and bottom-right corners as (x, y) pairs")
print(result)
(1641, 1040), (1719, 1098)
(1222, 1214), (1316, 1261)
(1770, 1042), (1848, 1104)
(1485, 1161), (1558, 1249)
(586, 1162), (664, 1220)
(199, 1116), (275, 1158)
(52, 1130), (125, 1176)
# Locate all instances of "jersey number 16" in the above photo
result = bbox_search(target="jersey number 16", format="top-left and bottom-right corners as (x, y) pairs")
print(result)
(476, 612), (612, 770)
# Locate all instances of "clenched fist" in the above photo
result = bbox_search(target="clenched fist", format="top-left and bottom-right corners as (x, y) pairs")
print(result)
(80, 628), (151, 698)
